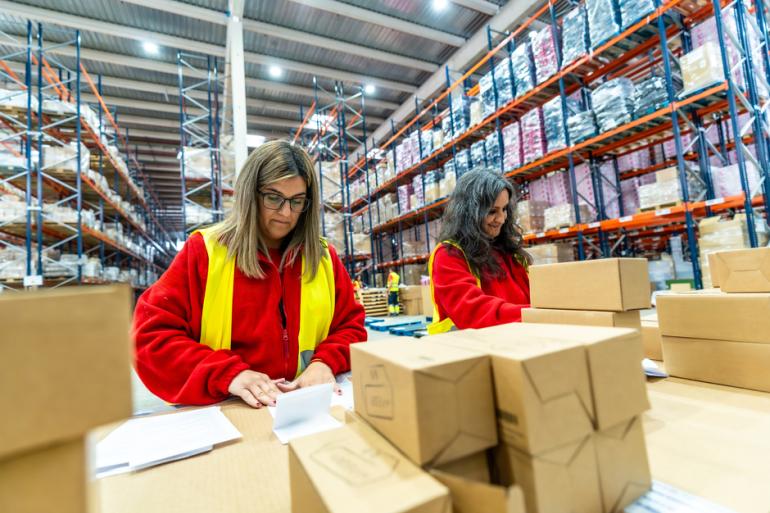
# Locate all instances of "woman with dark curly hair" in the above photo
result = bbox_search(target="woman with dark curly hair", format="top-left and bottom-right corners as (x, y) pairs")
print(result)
(427, 169), (531, 334)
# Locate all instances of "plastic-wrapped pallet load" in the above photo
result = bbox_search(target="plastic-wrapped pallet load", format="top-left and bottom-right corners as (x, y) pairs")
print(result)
(618, 0), (655, 29)
(528, 175), (550, 205)
(494, 58), (514, 107)
(471, 140), (487, 170)
(546, 170), (572, 207)
(617, 148), (651, 172)
(711, 161), (762, 198)
(485, 132), (501, 170)
(516, 200), (548, 233)
(455, 149), (471, 176)
(423, 171), (441, 204)
(442, 116), (453, 144)
(469, 98), (484, 127)
(439, 166), (456, 198)
(634, 75), (669, 115)
(543, 202), (593, 230)
(511, 43), (535, 99)
(521, 108), (546, 164)
(412, 175), (425, 210)
(479, 71), (497, 119)
(526, 242), (575, 264)
(573, 164), (598, 222)
(561, 6), (589, 66)
(502, 121), (522, 171)
(530, 25), (558, 84)
(621, 177), (641, 214)
(638, 167), (682, 210)
(680, 42), (725, 95)
(543, 95), (580, 153)
(586, 0), (620, 47)
(432, 128), (443, 152)
(420, 129), (433, 160)
(699, 214), (769, 287)
(451, 95), (470, 138)
(568, 109), (598, 143)
(592, 78), (635, 132)
(398, 184), (412, 213)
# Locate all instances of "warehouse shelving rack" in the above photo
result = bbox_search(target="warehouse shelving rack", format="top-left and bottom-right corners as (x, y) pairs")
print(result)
(340, 0), (770, 289)
(0, 22), (169, 291)
(294, 79), (373, 280)
(177, 52), (229, 234)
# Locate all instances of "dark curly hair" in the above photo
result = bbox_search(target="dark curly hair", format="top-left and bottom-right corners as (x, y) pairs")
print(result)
(438, 169), (530, 278)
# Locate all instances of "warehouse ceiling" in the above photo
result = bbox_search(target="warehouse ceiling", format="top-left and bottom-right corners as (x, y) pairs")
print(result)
(0, 0), (508, 227)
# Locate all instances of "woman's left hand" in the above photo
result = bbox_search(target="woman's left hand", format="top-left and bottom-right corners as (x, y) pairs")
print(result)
(277, 360), (341, 394)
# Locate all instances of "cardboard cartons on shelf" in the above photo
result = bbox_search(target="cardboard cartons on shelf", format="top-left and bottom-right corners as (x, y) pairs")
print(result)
(421, 285), (434, 318)
(529, 258), (651, 311)
(525, 243), (574, 265)
(493, 437), (602, 513)
(710, 247), (770, 293)
(289, 421), (451, 513)
(0, 439), (91, 513)
(351, 339), (498, 466)
(657, 292), (770, 391)
(0, 285), (133, 460)
(593, 416), (651, 513)
(522, 308), (641, 330)
(430, 469), (526, 513)
(681, 41), (725, 94)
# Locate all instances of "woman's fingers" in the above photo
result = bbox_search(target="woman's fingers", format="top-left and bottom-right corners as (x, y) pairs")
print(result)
(236, 388), (262, 409)
(247, 381), (275, 406)
(276, 380), (299, 393)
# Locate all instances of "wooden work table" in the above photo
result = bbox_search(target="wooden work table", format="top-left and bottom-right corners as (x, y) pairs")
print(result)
(96, 377), (770, 513)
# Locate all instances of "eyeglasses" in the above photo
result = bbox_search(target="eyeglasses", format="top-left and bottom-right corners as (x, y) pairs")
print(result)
(259, 191), (310, 213)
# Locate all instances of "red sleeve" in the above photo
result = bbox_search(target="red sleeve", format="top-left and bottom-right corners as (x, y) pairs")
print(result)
(132, 234), (250, 405)
(431, 244), (527, 330)
(310, 244), (367, 374)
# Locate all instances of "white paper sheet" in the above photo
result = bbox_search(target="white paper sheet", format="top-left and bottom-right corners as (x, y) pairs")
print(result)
(627, 480), (737, 513)
(268, 383), (342, 444)
(331, 373), (354, 411)
(94, 406), (241, 478)
(643, 358), (668, 378)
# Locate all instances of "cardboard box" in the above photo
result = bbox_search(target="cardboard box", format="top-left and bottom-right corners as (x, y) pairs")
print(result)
(593, 416), (651, 513)
(432, 451), (491, 484)
(430, 469), (526, 513)
(494, 437), (602, 513)
(707, 252), (720, 287)
(711, 247), (770, 293)
(402, 296), (424, 316)
(431, 325), (594, 454)
(657, 292), (770, 344)
(351, 339), (498, 466)
(529, 258), (651, 311)
(0, 439), (90, 513)
(522, 308), (641, 330)
(641, 319), (663, 360)
(288, 421), (451, 513)
(0, 285), (133, 460)
(661, 336), (770, 392)
(421, 285), (434, 318)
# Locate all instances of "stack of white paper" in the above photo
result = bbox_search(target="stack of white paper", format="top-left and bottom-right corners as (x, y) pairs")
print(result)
(268, 383), (342, 444)
(94, 406), (241, 478)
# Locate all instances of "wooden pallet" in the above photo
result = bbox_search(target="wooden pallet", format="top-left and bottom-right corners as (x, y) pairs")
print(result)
(639, 200), (683, 213)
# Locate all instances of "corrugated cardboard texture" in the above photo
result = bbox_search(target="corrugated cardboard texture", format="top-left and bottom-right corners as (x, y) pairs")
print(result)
(432, 324), (596, 455)
(351, 340), (498, 466)
(430, 469), (526, 513)
(0, 439), (89, 513)
(431, 451), (491, 484)
(707, 252), (720, 286)
(529, 258), (650, 311)
(421, 285), (434, 318)
(522, 308), (641, 329)
(641, 320), (662, 360)
(661, 336), (770, 392)
(657, 292), (770, 344)
(712, 247), (770, 292)
(594, 416), (651, 513)
(288, 421), (451, 513)
(494, 438), (602, 513)
(0, 285), (133, 459)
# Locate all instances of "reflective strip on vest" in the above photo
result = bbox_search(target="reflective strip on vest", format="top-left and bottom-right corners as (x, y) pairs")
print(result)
(387, 271), (400, 292)
(196, 228), (335, 377)
(427, 240), (481, 335)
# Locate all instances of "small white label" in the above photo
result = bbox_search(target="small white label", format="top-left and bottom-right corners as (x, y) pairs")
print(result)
(654, 227), (665, 232)
(706, 197), (725, 206)
(24, 275), (43, 287)
(620, 215), (634, 223)
(536, 232), (546, 238)
(588, 222), (601, 229)
(655, 208), (671, 216)
(559, 228), (569, 234)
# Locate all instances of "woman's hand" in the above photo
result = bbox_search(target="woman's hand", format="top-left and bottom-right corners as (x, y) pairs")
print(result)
(277, 361), (341, 394)
(227, 370), (284, 408)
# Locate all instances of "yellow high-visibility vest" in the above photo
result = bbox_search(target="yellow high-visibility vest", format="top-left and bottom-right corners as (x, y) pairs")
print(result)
(387, 271), (400, 292)
(427, 240), (480, 335)
(196, 227), (336, 377)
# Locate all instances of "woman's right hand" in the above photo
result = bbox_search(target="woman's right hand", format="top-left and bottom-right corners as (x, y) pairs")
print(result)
(227, 370), (284, 408)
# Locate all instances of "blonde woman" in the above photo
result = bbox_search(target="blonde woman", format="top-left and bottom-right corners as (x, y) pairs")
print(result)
(133, 141), (367, 408)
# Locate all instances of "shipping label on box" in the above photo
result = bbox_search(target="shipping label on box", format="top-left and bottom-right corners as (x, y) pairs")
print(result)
(0, 285), (133, 460)
(593, 416), (651, 513)
(494, 437), (602, 513)
(711, 247), (770, 293)
(431, 324), (595, 455)
(289, 421), (451, 513)
(529, 258), (651, 311)
(351, 340), (498, 466)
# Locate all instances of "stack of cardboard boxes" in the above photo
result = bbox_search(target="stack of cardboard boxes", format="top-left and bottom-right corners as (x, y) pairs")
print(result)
(0, 286), (133, 513)
(658, 246), (770, 392)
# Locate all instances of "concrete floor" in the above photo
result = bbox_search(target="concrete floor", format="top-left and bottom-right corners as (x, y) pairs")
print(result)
(131, 323), (412, 415)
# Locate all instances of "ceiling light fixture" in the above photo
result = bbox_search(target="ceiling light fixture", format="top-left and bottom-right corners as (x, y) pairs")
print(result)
(143, 41), (160, 55)
(269, 65), (283, 78)
(364, 83), (376, 95)
(433, 0), (449, 11)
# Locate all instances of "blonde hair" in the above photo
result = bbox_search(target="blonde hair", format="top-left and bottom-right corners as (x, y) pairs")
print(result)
(210, 140), (323, 279)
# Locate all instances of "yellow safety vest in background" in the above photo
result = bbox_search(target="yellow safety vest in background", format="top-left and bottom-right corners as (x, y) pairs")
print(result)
(196, 228), (336, 377)
(387, 271), (400, 292)
(427, 240), (481, 335)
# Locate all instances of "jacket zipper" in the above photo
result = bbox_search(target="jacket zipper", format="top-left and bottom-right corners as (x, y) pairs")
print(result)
(279, 297), (289, 379)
